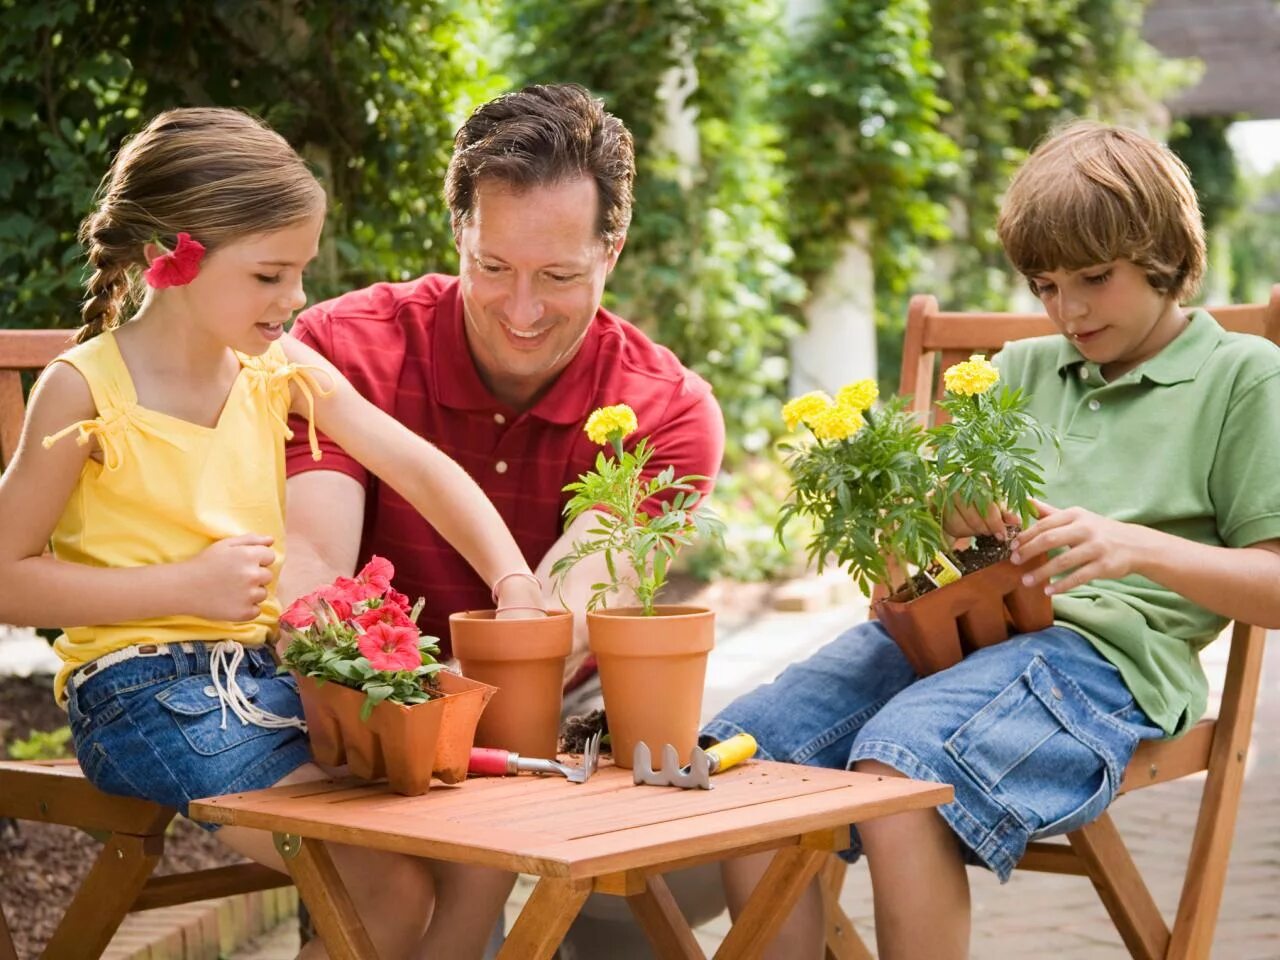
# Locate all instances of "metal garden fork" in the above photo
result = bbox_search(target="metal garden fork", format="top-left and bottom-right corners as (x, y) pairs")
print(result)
(467, 731), (601, 783)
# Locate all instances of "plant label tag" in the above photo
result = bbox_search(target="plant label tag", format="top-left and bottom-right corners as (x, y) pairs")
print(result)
(933, 552), (963, 587)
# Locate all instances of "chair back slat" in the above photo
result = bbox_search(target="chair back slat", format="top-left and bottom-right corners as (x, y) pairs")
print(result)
(0, 329), (75, 471)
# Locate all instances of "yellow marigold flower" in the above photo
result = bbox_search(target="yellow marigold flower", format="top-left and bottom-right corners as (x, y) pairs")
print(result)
(835, 379), (879, 412)
(782, 391), (834, 432)
(809, 405), (864, 442)
(584, 404), (639, 445)
(943, 354), (1000, 396)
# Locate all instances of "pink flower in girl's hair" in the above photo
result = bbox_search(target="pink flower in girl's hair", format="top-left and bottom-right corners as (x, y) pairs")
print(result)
(142, 233), (206, 289)
(358, 622), (422, 672)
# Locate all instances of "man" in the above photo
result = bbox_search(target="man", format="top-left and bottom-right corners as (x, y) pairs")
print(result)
(281, 82), (726, 959)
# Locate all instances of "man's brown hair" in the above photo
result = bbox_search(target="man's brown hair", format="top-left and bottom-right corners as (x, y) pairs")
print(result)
(445, 83), (635, 246)
(997, 120), (1205, 302)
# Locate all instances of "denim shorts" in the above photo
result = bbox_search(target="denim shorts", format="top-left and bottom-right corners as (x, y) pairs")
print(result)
(65, 643), (312, 831)
(700, 621), (1163, 881)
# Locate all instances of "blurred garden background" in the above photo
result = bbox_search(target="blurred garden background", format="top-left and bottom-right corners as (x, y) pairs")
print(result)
(3, 0), (1279, 586)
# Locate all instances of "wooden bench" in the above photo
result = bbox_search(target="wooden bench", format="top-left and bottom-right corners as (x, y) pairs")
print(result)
(0, 329), (292, 959)
(822, 287), (1280, 960)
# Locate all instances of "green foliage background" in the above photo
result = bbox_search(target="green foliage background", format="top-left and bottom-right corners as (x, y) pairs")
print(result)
(2, 0), (1204, 453)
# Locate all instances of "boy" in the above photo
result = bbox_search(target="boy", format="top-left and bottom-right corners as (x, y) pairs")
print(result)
(703, 121), (1280, 959)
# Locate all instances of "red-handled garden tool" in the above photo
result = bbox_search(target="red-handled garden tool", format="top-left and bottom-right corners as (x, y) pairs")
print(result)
(632, 732), (757, 789)
(467, 731), (601, 783)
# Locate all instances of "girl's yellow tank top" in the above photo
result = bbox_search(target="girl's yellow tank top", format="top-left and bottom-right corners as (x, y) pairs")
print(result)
(41, 331), (326, 702)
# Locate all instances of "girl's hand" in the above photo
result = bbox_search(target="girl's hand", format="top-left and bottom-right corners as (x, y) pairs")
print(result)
(1010, 499), (1152, 595)
(184, 534), (277, 622)
(943, 497), (1019, 541)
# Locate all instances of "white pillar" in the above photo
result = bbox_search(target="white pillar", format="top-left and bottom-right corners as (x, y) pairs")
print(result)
(790, 220), (878, 394)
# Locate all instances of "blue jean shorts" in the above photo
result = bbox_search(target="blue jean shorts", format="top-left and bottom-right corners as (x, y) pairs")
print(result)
(700, 621), (1163, 881)
(65, 643), (312, 831)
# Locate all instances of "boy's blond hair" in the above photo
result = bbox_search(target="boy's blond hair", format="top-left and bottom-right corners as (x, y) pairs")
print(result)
(997, 121), (1205, 303)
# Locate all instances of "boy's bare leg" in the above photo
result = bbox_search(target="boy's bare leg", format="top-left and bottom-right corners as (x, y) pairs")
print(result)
(720, 851), (824, 960)
(418, 860), (517, 959)
(213, 763), (435, 960)
(854, 759), (970, 960)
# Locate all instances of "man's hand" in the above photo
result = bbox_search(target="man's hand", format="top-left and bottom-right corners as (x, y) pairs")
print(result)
(183, 534), (277, 622)
(1011, 499), (1153, 595)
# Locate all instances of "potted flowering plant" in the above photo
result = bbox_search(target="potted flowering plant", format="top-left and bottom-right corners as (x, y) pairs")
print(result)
(778, 358), (1056, 675)
(280, 556), (494, 795)
(551, 404), (724, 767)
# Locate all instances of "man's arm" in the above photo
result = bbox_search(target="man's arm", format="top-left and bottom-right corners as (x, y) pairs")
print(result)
(535, 509), (637, 683)
(280, 470), (366, 606)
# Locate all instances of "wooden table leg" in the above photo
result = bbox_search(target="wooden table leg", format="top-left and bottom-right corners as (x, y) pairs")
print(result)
(625, 873), (706, 960)
(713, 845), (829, 960)
(498, 876), (592, 960)
(45, 832), (163, 959)
(279, 834), (379, 960)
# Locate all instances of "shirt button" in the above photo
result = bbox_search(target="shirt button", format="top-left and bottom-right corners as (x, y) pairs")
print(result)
(494, 413), (506, 425)
(1078, 367), (1089, 380)
(495, 460), (508, 474)
(1088, 399), (1101, 411)
(1051, 687), (1064, 700)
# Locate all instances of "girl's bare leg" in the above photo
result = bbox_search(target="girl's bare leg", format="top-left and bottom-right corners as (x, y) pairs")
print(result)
(213, 763), (435, 960)
(417, 860), (517, 959)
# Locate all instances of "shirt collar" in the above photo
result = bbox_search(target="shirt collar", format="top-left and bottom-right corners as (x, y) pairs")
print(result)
(431, 278), (603, 424)
(1055, 309), (1222, 386)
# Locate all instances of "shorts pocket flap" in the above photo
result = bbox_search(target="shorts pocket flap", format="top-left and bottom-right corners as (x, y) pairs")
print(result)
(156, 675), (261, 716)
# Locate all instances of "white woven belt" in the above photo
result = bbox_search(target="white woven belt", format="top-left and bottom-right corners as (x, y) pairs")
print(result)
(68, 642), (199, 693)
(68, 640), (306, 733)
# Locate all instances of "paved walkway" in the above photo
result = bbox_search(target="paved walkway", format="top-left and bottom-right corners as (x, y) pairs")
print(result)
(225, 587), (1280, 958)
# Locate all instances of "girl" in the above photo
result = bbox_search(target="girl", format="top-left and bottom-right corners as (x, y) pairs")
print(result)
(0, 107), (543, 959)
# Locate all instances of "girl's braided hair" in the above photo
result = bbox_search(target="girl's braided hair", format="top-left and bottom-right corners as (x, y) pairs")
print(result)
(76, 107), (326, 343)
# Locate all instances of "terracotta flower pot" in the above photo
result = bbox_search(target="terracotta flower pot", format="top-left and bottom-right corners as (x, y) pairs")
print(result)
(872, 554), (1053, 677)
(586, 605), (714, 769)
(294, 671), (494, 795)
(450, 609), (574, 760)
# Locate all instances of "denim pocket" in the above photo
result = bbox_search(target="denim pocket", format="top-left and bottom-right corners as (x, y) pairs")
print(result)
(155, 675), (277, 756)
(945, 656), (1129, 835)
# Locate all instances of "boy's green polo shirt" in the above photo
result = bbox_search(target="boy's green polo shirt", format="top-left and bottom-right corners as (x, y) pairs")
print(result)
(995, 311), (1280, 736)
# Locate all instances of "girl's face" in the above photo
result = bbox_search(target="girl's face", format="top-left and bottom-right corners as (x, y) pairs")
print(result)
(1029, 259), (1184, 380)
(166, 214), (323, 355)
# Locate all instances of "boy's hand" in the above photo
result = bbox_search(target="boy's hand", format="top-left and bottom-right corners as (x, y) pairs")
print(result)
(943, 497), (1019, 541)
(1011, 500), (1152, 595)
(184, 534), (277, 622)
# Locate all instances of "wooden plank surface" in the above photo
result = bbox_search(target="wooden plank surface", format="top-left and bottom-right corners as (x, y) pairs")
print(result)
(191, 761), (951, 879)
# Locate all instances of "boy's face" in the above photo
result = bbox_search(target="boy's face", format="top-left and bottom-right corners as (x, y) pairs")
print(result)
(1028, 260), (1185, 380)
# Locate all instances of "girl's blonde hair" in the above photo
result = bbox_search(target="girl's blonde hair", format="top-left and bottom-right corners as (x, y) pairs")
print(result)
(77, 107), (326, 343)
(997, 120), (1205, 303)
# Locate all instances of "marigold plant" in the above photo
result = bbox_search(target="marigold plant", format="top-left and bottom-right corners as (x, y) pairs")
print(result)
(279, 556), (443, 720)
(552, 403), (724, 615)
(778, 366), (1053, 597)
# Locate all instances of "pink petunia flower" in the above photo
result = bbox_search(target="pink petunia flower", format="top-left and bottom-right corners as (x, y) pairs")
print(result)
(142, 233), (206, 289)
(356, 556), (395, 594)
(353, 601), (415, 632)
(280, 596), (316, 629)
(383, 588), (412, 613)
(358, 622), (422, 672)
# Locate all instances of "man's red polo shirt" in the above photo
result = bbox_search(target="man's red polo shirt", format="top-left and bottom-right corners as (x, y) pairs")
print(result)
(285, 274), (725, 654)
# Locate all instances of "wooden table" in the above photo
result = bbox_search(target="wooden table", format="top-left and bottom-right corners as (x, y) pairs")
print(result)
(190, 759), (951, 959)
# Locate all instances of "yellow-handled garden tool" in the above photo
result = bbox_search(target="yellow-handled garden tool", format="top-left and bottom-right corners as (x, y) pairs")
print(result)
(632, 733), (757, 789)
